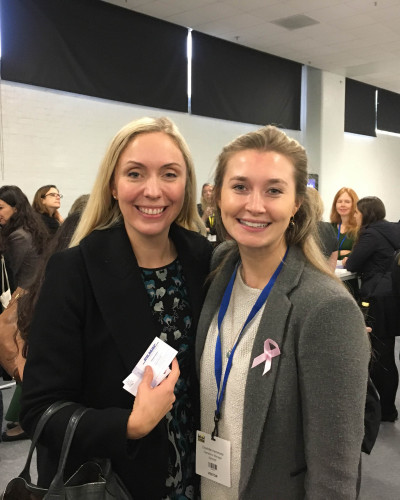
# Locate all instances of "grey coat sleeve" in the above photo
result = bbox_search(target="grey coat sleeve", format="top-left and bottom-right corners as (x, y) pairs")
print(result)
(298, 291), (370, 499)
(7, 230), (36, 288)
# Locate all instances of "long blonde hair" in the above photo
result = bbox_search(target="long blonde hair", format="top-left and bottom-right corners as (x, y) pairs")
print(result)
(70, 117), (204, 246)
(213, 125), (331, 276)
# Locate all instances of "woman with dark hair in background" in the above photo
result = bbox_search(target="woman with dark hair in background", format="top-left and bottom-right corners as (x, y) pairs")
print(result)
(0, 185), (47, 441)
(344, 196), (400, 422)
(330, 187), (359, 260)
(17, 194), (90, 363)
(32, 185), (64, 236)
(0, 186), (47, 290)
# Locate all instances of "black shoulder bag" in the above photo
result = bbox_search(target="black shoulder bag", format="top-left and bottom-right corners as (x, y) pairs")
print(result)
(1, 401), (132, 499)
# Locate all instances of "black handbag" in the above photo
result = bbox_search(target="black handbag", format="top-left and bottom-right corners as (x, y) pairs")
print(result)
(362, 377), (381, 454)
(1, 401), (132, 499)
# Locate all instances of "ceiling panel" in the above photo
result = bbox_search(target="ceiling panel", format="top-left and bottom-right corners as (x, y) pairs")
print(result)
(101, 0), (400, 93)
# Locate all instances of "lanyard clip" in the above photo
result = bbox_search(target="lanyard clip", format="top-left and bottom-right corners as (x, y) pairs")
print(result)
(211, 410), (220, 441)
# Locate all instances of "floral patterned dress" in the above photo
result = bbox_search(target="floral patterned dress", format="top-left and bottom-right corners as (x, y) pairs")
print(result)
(140, 258), (197, 500)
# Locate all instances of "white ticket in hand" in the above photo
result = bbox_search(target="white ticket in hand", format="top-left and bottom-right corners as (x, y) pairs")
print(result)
(123, 337), (178, 397)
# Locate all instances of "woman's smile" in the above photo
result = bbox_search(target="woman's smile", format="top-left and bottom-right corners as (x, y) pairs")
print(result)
(238, 218), (270, 229)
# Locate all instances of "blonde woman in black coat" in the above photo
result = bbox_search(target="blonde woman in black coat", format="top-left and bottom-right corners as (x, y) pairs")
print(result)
(21, 117), (212, 499)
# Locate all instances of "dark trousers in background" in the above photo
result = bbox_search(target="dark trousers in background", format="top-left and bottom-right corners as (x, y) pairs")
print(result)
(370, 334), (399, 419)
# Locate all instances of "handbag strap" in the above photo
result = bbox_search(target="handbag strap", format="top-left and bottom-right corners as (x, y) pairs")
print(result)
(19, 401), (76, 482)
(46, 406), (90, 498)
(1, 254), (10, 293)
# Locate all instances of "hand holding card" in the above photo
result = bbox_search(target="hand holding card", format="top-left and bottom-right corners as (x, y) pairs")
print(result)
(123, 337), (178, 397)
(127, 358), (180, 439)
(124, 337), (180, 440)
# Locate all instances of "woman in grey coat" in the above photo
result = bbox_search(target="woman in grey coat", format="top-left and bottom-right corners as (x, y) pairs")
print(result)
(196, 125), (370, 499)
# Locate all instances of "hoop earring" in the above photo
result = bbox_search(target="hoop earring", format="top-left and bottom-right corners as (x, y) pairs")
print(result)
(289, 216), (295, 228)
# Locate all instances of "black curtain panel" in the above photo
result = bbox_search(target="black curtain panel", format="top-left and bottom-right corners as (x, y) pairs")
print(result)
(345, 79), (376, 137)
(377, 88), (400, 135)
(191, 31), (301, 130)
(0, 0), (188, 113)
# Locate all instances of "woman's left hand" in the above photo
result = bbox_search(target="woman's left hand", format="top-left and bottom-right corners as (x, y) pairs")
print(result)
(126, 358), (180, 439)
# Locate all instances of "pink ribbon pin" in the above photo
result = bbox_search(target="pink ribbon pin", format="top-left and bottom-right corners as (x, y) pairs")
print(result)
(251, 339), (281, 375)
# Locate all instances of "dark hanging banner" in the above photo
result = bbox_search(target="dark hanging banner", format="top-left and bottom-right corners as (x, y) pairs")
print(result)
(377, 88), (400, 134)
(1, 0), (188, 113)
(190, 31), (301, 130)
(345, 79), (376, 137)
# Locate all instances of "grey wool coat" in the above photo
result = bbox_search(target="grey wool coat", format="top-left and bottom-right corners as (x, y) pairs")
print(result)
(196, 243), (370, 500)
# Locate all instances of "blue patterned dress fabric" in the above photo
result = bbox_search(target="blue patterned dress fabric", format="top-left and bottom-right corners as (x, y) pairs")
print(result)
(140, 258), (196, 500)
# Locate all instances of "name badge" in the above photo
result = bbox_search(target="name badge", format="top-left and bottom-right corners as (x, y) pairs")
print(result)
(196, 430), (231, 487)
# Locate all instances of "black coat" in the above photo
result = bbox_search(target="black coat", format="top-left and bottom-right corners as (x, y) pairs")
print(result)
(40, 213), (60, 235)
(346, 220), (400, 337)
(21, 223), (212, 498)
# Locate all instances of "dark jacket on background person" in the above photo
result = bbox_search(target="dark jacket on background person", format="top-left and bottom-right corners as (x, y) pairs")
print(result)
(393, 250), (400, 297)
(40, 213), (60, 236)
(21, 223), (212, 499)
(346, 220), (400, 337)
(4, 228), (42, 289)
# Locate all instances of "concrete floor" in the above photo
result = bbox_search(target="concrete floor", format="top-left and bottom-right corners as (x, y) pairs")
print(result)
(1, 338), (399, 498)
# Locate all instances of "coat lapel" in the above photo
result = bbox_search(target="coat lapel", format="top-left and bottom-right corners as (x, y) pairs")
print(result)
(80, 224), (158, 374)
(239, 247), (305, 495)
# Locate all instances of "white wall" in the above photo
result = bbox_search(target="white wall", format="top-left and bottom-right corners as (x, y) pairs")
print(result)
(0, 81), (300, 216)
(302, 67), (400, 222)
(1, 77), (399, 221)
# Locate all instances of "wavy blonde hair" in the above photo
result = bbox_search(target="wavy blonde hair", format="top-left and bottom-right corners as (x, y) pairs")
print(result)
(70, 117), (204, 246)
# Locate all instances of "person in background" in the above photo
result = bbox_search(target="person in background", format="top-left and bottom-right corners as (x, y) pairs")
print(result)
(17, 193), (91, 366)
(393, 250), (400, 297)
(21, 117), (212, 499)
(68, 194), (90, 217)
(32, 185), (64, 236)
(197, 125), (369, 499)
(330, 187), (359, 260)
(307, 186), (337, 272)
(344, 196), (400, 422)
(197, 183), (214, 222)
(197, 183), (219, 246)
(0, 185), (48, 441)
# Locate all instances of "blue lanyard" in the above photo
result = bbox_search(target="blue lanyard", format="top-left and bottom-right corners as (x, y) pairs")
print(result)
(337, 224), (347, 250)
(212, 247), (289, 439)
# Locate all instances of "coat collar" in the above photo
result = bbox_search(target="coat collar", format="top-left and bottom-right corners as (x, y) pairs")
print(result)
(80, 223), (211, 374)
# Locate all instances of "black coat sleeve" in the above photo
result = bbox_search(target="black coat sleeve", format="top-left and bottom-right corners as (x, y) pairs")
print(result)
(20, 248), (138, 465)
